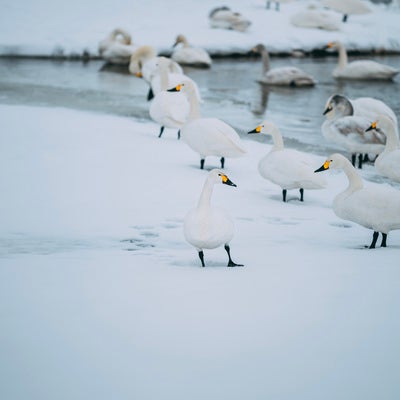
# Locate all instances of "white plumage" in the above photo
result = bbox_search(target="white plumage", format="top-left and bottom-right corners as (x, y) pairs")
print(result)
(368, 115), (400, 183)
(327, 41), (399, 80)
(321, 94), (398, 167)
(168, 81), (246, 169)
(248, 121), (326, 202)
(184, 169), (243, 267)
(315, 153), (400, 248)
(290, 6), (341, 31)
(252, 44), (316, 86)
(98, 28), (137, 65)
(208, 6), (251, 32)
(148, 57), (190, 138)
(172, 34), (212, 68)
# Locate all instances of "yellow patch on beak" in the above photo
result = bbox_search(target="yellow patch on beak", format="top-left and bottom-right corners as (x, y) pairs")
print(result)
(220, 174), (228, 183)
(371, 121), (377, 129)
(323, 160), (331, 170)
(327, 42), (334, 48)
(135, 72), (142, 78)
(175, 84), (182, 91)
(256, 125), (262, 133)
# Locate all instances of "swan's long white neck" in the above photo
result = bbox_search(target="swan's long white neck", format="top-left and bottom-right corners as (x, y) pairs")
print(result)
(340, 159), (364, 194)
(335, 42), (348, 69)
(158, 63), (170, 91)
(269, 127), (284, 150)
(197, 176), (215, 209)
(260, 48), (271, 73)
(183, 86), (201, 120)
(381, 121), (400, 152)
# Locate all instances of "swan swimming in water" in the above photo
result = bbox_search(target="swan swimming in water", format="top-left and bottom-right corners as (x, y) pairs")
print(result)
(321, 94), (396, 168)
(149, 57), (190, 139)
(366, 116), (400, 183)
(315, 153), (400, 248)
(252, 44), (316, 87)
(326, 41), (399, 80)
(248, 121), (326, 202)
(98, 28), (137, 65)
(172, 34), (212, 68)
(168, 81), (246, 169)
(184, 169), (243, 267)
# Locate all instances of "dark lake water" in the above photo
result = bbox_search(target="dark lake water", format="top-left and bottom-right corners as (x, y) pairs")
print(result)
(0, 54), (399, 157)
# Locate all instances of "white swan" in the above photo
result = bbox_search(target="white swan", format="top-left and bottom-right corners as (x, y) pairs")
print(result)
(98, 28), (137, 65)
(366, 116), (400, 183)
(314, 153), (400, 248)
(184, 169), (243, 267)
(172, 34), (212, 68)
(326, 41), (399, 80)
(208, 6), (251, 32)
(168, 81), (246, 169)
(149, 57), (190, 138)
(321, 0), (371, 22)
(252, 44), (316, 86)
(248, 121), (326, 202)
(290, 6), (341, 31)
(322, 94), (397, 168)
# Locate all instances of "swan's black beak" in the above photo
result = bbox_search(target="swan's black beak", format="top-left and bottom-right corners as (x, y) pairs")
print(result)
(167, 84), (182, 92)
(322, 107), (330, 115)
(366, 121), (377, 132)
(248, 126), (262, 134)
(224, 178), (237, 187)
(314, 160), (330, 173)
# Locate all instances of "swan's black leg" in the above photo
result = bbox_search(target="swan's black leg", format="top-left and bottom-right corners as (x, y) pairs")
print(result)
(198, 251), (205, 267)
(369, 231), (379, 249)
(381, 233), (387, 248)
(158, 126), (165, 138)
(299, 188), (304, 202)
(147, 87), (154, 101)
(282, 189), (287, 202)
(220, 157), (225, 169)
(177, 130), (180, 140)
(358, 154), (363, 169)
(351, 154), (356, 166)
(225, 245), (243, 267)
(200, 159), (205, 169)
(342, 14), (348, 23)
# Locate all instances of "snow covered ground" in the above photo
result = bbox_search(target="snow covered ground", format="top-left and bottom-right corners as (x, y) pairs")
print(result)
(1, 104), (400, 399)
(1, 0), (400, 57)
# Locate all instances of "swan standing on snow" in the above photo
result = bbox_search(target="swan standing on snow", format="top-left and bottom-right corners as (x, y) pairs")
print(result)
(252, 44), (316, 86)
(366, 116), (400, 183)
(98, 28), (137, 65)
(184, 169), (243, 267)
(129, 46), (183, 100)
(315, 153), (400, 248)
(248, 121), (326, 202)
(208, 6), (251, 32)
(322, 94), (397, 168)
(168, 81), (246, 169)
(171, 34), (212, 68)
(326, 41), (399, 80)
(149, 57), (190, 138)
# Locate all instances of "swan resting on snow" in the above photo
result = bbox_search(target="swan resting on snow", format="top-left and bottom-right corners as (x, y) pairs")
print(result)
(184, 169), (243, 267)
(315, 153), (400, 248)
(208, 6), (251, 32)
(252, 44), (316, 86)
(98, 28), (137, 65)
(326, 41), (399, 80)
(321, 94), (396, 168)
(290, 5), (341, 31)
(168, 81), (246, 169)
(248, 121), (326, 202)
(366, 116), (400, 183)
(172, 34), (212, 68)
